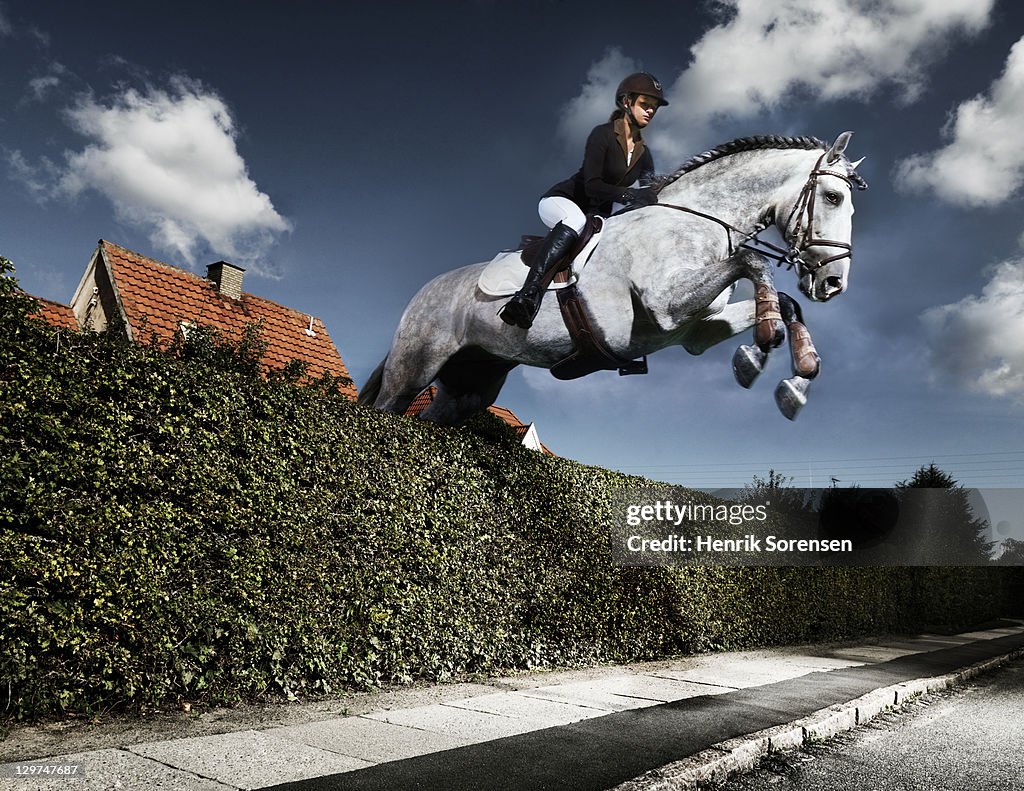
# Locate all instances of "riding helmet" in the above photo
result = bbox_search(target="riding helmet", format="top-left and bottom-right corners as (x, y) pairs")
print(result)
(615, 72), (669, 107)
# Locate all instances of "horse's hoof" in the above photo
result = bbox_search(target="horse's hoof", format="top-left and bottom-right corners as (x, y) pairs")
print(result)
(733, 344), (766, 389)
(775, 376), (811, 420)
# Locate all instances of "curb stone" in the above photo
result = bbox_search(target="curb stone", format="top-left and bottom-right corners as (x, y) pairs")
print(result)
(611, 647), (1024, 791)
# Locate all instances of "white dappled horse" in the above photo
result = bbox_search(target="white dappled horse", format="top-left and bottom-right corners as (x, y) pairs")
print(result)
(360, 133), (866, 424)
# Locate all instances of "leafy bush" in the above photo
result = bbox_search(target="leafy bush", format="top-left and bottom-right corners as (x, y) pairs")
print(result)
(0, 259), (1014, 721)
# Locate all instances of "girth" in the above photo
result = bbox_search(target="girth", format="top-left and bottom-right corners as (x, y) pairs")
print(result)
(549, 282), (648, 380)
(549, 267), (648, 381)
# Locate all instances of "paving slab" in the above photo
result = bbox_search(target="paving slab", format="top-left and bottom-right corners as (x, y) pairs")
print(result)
(882, 635), (970, 648)
(814, 644), (931, 663)
(0, 748), (232, 791)
(517, 676), (721, 712)
(362, 704), (539, 743)
(873, 638), (963, 651)
(441, 691), (609, 726)
(128, 730), (371, 790)
(958, 628), (1022, 639)
(706, 652), (865, 674)
(267, 716), (471, 765)
(653, 655), (850, 689)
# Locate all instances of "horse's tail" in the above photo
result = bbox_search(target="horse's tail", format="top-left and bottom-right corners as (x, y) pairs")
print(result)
(357, 356), (388, 406)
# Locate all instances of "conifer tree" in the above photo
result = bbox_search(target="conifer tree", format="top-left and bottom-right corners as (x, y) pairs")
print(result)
(895, 464), (992, 564)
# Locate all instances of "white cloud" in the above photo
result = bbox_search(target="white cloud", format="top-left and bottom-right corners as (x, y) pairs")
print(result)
(556, 47), (640, 153)
(895, 36), (1024, 207)
(11, 76), (291, 271)
(921, 257), (1024, 402)
(29, 74), (60, 99)
(556, 1), (994, 161)
(675, 0), (992, 112)
(0, 6), (12, 36)
(6, 149), (60, 199)
(26, 61), (68, 102)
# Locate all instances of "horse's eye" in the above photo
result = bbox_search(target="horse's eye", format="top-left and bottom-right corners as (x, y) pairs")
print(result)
(824, 191), (842, 205)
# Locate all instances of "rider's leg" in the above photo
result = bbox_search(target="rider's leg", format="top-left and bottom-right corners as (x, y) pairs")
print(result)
(499, 197), (585, 329)
(537, 196), (587, 234)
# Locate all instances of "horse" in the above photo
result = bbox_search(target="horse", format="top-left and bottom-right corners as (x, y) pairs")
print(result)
(359, 133), (867, 424)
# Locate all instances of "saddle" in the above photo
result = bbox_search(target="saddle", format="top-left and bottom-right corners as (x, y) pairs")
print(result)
(478, 217), (601, 297)
(517, 214), (602, 274)
(521, 216), (648, 381)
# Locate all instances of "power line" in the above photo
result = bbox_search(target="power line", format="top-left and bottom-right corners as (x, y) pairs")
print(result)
(615, 453), (1024, 487)
(632, 464), (1024, 476)
(614, 450), (1024, 470)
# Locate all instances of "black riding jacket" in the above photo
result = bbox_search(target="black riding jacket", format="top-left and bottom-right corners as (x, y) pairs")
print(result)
(543, 116), (655, 217)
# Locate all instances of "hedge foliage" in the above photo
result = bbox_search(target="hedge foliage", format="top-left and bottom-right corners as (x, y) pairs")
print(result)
(0, 260), (1016, 721)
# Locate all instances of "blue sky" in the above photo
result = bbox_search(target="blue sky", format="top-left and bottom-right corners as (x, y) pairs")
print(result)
(2, 1), (1024, 514)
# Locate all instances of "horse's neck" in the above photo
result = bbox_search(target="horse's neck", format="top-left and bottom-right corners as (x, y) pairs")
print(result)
(658, 149), (812, 230)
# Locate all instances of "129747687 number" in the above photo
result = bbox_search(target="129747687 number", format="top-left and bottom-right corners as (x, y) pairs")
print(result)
(3, 763), (83, 777)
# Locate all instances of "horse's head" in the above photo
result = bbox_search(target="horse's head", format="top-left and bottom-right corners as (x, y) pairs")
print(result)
(778, 132), (868, 302)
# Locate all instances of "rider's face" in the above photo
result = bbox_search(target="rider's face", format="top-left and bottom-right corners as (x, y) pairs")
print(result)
(629, 95), (660, 127)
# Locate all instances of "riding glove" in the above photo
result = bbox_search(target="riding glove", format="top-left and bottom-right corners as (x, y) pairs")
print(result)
(618, 187), (659, 209)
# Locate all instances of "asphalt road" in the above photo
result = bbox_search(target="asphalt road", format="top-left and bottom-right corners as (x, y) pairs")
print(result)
(720, 658), (1024, 791)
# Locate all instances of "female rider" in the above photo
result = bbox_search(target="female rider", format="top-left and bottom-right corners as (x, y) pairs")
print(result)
(499, 72), (668, 329)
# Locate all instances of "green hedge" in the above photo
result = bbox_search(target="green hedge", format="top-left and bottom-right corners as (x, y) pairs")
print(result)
(0, 261), (1015, 721)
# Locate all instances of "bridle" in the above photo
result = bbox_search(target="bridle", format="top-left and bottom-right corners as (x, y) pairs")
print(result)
(652, 150), (864, 280)
(779, 151), (859, 273)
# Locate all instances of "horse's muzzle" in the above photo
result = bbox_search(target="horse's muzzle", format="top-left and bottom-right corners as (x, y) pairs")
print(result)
(800, 272), (847, 302)
(820, 275), (846, 300)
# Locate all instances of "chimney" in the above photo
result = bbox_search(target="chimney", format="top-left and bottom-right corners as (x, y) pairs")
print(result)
(207, 261), (245, 300)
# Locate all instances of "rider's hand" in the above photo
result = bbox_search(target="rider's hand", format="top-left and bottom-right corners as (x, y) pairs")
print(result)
(618, 187), (658, 209)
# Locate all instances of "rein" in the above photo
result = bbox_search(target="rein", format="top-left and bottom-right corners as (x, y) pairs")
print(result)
(653, 202), (796, 266)
(652, 152), (858, 276)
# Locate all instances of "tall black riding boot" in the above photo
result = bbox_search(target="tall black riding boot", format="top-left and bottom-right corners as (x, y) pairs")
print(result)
(499, 222), (580, 329)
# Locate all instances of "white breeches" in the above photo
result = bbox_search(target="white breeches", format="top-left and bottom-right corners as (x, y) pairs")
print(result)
(538, 196), (587, 234)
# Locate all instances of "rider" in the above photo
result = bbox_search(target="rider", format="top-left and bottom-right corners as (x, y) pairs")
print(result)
(499, 72), (668, 329)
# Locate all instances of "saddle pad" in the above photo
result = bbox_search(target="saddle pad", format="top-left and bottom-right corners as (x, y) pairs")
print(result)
(477, 228), (602, 297)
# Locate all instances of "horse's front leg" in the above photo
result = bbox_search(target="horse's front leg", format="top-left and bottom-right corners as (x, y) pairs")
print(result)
(732, 253), (786, 388)
(780, 292), (819, 379)
(753, 281), (785, 351)
(773, 292), (820, 421)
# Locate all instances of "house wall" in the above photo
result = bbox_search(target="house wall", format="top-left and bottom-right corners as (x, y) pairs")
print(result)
(71, 253), (113, 333)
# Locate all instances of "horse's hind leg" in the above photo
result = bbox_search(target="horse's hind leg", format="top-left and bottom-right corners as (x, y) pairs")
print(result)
(372, 341), (456, 416)
(418, 356), (517, 426)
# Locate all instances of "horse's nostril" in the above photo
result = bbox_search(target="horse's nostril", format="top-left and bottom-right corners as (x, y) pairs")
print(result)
(825, 276), (843, 292)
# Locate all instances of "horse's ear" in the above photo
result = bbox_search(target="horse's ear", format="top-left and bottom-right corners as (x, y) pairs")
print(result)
(826, 131), (853, 164)
(849, 156), (865, 170)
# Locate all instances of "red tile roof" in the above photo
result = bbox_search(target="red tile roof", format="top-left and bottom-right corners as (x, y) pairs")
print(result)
(405, 387), (439, 418)
(28, 296), (78, 330)
(406, 386), (554, 454)
(99, 240), (357, 399)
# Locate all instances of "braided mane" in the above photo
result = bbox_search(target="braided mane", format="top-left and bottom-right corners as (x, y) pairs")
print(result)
(653, 135), (827, 193)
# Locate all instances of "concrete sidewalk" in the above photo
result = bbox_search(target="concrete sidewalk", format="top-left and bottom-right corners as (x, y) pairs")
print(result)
(3, 623), (1023, 791)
